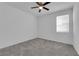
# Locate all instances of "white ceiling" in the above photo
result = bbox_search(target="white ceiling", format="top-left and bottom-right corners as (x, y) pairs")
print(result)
(2, 2), (76, 16)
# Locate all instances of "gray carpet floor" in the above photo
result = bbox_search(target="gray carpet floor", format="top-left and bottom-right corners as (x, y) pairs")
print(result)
(0, 38), (78, 56)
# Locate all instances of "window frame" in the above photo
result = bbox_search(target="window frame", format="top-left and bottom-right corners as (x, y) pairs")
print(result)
(56, 14), (69, 32)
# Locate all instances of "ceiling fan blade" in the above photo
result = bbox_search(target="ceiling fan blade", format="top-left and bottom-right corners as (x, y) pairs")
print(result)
(31, 6), (38, 9)
(43, 2), (51, 6)
(39, 9), (41, 12)
(36, 2), (43, 6)
(43, 7), (49, 11)
(36, 2), (41, 6)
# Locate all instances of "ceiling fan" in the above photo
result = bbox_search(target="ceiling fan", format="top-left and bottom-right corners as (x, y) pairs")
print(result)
(31, 2), (51, 13)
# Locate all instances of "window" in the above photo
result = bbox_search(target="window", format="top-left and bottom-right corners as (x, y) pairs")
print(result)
(56, 15), (69, 32)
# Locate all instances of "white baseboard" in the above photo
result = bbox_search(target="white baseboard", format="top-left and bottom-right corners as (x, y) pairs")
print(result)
(73, 44), (79, 55)
(38, 35), (72, 45)
(0, 34), (36, 49)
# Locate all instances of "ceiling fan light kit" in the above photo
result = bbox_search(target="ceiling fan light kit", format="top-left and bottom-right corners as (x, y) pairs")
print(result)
(39, 6), (43, 9)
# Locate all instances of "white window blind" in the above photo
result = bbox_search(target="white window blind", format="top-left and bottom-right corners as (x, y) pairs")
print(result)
(56, 15), (69, 32)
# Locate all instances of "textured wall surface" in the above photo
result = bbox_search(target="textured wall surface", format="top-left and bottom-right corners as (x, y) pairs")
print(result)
(0, 3), (37, 49)
(38, 8), (73, 45)
(73, 3), (79, 55)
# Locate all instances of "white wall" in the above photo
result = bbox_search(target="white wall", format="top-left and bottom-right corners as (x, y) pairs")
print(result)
(38, 9), (73, 45)
(73, 3), (79, 54)
(0, 2), (77, 51)
(0, 3), (37, 49)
